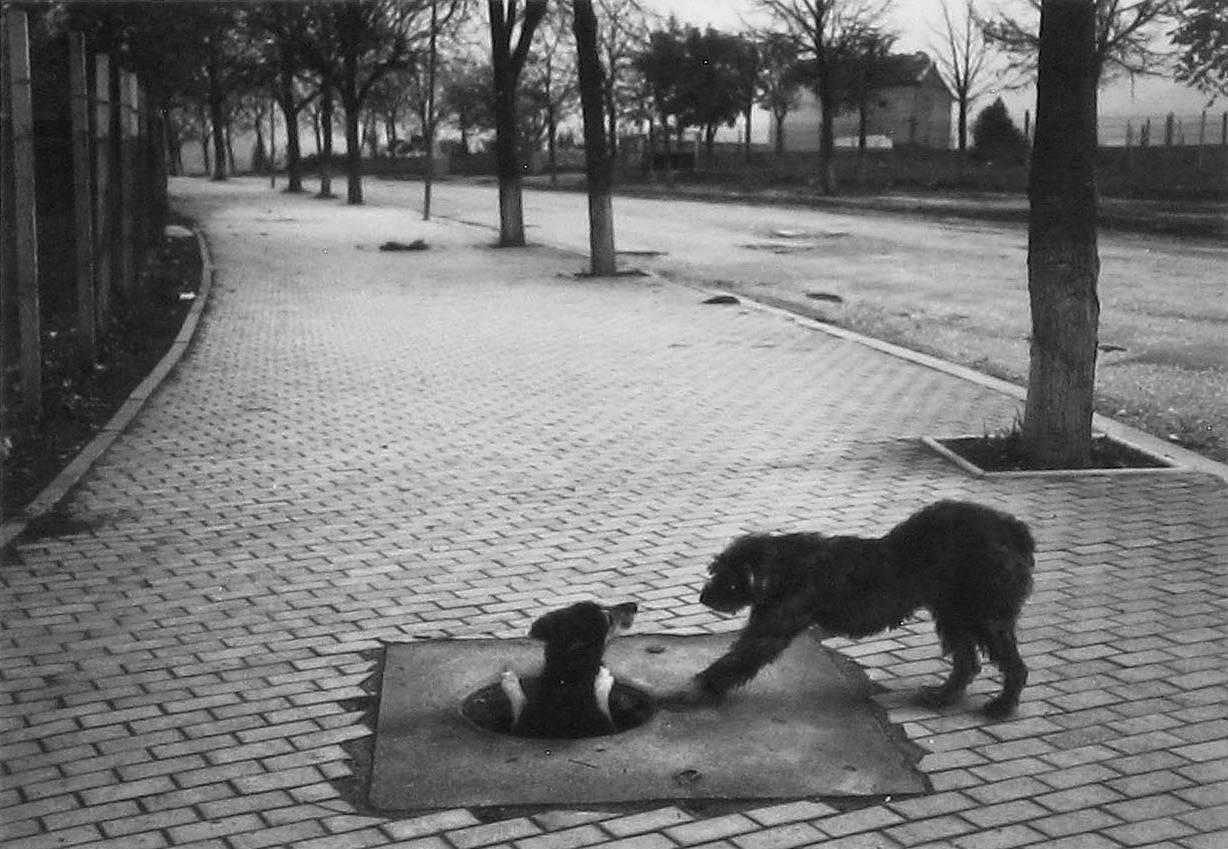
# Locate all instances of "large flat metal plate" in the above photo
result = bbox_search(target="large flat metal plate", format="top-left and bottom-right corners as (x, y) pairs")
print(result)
(370, 633), (927, 811)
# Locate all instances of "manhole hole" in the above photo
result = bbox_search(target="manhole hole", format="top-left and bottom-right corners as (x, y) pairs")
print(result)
(461, 677), (655, 738)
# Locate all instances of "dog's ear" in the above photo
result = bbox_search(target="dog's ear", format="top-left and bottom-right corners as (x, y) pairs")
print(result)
(733, 534), (777, 601)
(606, 602), (637, 634)
(747, 550), (775, 601)
(528, 609), (560, 642)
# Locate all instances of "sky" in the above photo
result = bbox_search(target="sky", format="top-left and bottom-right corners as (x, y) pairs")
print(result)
(640, 0), (1214, 128)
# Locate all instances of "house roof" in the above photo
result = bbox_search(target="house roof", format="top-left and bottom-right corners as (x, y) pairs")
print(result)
(877, 52), (941, 88)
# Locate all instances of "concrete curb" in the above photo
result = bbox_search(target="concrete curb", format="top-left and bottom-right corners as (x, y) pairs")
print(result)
(0, 227), (216, 549)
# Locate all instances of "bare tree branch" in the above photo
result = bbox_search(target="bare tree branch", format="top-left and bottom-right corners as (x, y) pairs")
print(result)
(978, 0), (1178, 82)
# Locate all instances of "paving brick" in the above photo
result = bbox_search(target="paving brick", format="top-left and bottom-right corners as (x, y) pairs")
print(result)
(0, 825), (103, 849)
(100, 807), (199, 838)
(600, 808), (693, 837)
(513, 825), (608, 849)
(1101, 816), (1196, 846)
(813, 806), (905, 838)
(290, 828), (388, 849)
(729, 821), (823, 849)
(71, 833), (172, 849)
(228, 821), (329, 849)
(448, 818), (542, 849)
(381, 811), (485, 841)
(744, 801), (836, 827)
(586, 836), (675, 849)
(960, 799), (1050, 829)
(166, 813), (265, 844)
(664, 815), (759, 846)
(1032, 808), (1123, 839)
(42, 801), (140, 832)
(942, 824), (1048, 849)
(530, 812), (613, 832)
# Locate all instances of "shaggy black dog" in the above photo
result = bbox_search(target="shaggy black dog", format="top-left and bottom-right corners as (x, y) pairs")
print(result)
(689, 501), (1034, 718)
(501, 601), (637, 738)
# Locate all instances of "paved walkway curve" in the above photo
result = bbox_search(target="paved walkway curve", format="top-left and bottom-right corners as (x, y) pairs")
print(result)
(3, 177), (1226, 849)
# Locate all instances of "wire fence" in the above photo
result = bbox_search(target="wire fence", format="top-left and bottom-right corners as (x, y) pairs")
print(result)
(1096, 113), (1225, 148)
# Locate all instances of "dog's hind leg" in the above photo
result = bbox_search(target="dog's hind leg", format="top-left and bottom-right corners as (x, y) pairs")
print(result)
(920, 634), (980, 708)
(982, 621), (1027, 719)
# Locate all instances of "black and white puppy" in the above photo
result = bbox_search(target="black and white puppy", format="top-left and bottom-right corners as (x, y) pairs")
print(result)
(501, 601), (637, 738)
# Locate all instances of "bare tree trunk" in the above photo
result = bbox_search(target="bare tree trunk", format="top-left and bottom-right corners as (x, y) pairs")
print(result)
(818, 98), (836, 193)
(491, 62), (524, 244)
(208, 65), (228, 180)
(856, 98), (869, 183)
(957, 95), (968, 153)
(279, 72), (304, 192)
(662, 121), (674, 187)
(743, 103), (753, 163)
(161, 105), (182, 176)
(573, 0), (616, 276)
(423, 0), (438, 220)
(546, 103), (558, 187)
(225, 120), (236, 175)
(344, 98), (363, 204)
(488, 0), (547, 247)
(198, 104), (211, 173)
(253, 113), (267, 172)
(317, 83), (336, 198)
(342, 32), (363, 204)
(1022, 0), (1100, 469)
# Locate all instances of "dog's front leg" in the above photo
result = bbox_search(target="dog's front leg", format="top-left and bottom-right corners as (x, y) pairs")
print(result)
(695, 613), (804, 698)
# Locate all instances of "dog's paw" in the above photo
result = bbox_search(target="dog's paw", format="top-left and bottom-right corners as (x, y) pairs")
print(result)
(918, 684), (962, 709)
(981, 695), (1018, 721)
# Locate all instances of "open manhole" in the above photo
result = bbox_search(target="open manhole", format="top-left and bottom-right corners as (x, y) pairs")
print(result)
(461, 677), (655, 738)
(369, 634), (927, 812)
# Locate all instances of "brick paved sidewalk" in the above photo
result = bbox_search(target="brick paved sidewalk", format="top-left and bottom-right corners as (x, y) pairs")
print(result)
(3, 177), (1226, 849)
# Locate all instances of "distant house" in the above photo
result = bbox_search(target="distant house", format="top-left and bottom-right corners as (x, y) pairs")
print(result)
(770, 51), (954, 151)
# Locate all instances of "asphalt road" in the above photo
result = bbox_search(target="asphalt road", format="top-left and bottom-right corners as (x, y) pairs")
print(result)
(363, 177), (1225, 303)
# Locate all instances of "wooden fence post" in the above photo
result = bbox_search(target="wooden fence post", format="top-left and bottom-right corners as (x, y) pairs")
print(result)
(94, 52), (113, 325)
(137, 81), (153, 248)
(119, 69), (138, 298)
(69, 30), (97, 366)
(6, 9), (41, 415)
(0, 10), (11, 424)
(1164, 112), (1175, 146)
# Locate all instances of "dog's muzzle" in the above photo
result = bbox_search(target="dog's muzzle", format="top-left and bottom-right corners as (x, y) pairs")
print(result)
(699, 588), (743, 614)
